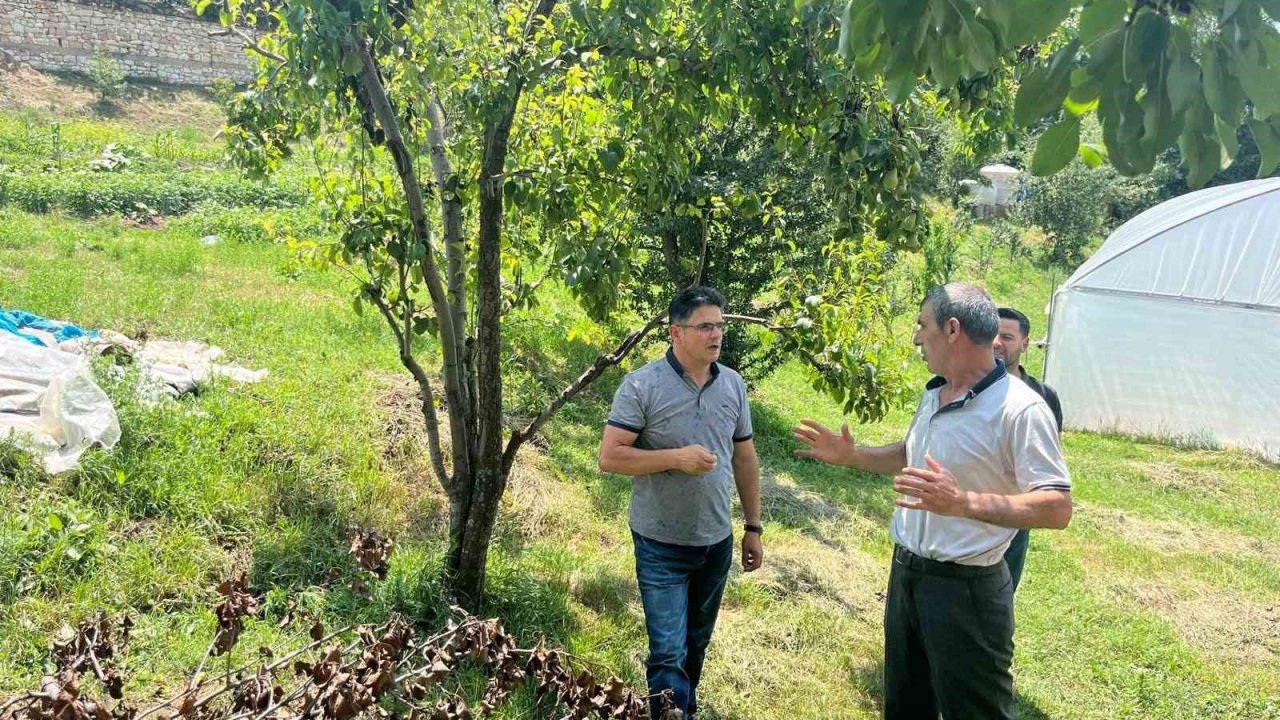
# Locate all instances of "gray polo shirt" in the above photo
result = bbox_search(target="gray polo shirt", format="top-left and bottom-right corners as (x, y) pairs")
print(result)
(894, 361), (1071, 566)
(607, 348), (753, 546)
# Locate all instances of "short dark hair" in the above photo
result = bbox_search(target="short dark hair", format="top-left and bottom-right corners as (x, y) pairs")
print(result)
(997, 307), (1031, 338)
(922, 283), (998, 344)
(669, 285), (726, 324)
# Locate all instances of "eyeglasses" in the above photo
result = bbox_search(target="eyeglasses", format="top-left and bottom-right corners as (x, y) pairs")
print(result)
(675, 322), (727, 333)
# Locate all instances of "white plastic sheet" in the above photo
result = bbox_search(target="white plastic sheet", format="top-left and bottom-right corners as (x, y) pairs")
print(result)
(1065, 177), (1280, 307)
(1, 323), (268, 472)
(0, 334), (121, 473)
(1046, 178), (1280, 459)
(134, 340), (269, 400)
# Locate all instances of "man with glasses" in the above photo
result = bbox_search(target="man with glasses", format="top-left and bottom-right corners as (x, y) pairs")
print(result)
(598, 285), (764, 720)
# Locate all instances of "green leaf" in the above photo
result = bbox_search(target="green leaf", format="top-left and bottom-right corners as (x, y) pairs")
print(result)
(877, 0), (927, 37)
(1064, 96), (1098, 117)
(1203, 46), (1246, 124)
(854, 41), (888, 80)
(1139, 90), (1178, 167)
(47, 513), (63, 532)
(1216, 118), (1240, 160)
(1087, 31), (1126, 83)
(1262, 0), (1280, 19)
(1180, 132), (1221, 187)
(1223, 0), (1246, 21)
(1014, 39), (1079, 126)
(927, 32), (960, 87)
(1234, 42), (1280, 119)
(976, 0), (1012, 40)
(957, 14), (998, 73)
(852, 0), (883, 49)
(838, 0), (856, 60)
(1068, 67), (1101, 104)
(1184, 91), (1217, 136)
(1246, 117), (1280, 177)
(598, 147), (622, 172)
(1118, 94), (1145, 144)
(882, 34), (919, 80)
(194, 0), (214, 16)
(341, 52), (363, 77)
(1032, 116), (1081, 175)
(1008, 0), (1073, 46)
(1079, 0), (1127, 45)
(1124, 9), (1170, 83)
(1102, 106), (1138, 175)
(1079, 142), (1107, 168)
(885, 70), (917, 105)
(1165, 50), (1201, 114)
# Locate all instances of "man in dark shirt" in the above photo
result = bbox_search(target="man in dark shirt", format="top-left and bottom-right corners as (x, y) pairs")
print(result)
(993, 306), (1064, 590)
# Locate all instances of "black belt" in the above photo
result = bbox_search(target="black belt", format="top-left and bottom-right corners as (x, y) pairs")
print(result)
(892, 545), (1003, 578)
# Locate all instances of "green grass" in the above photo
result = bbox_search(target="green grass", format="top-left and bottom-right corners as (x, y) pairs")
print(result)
(0, 103), (225, 171)
(1, 87), (1279, 719)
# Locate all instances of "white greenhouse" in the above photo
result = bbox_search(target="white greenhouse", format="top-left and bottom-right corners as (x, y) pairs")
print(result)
(1045, 177), (1280, 460)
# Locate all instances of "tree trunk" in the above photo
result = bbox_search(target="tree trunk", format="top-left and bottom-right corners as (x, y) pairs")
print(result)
(444, 73), (522, 606)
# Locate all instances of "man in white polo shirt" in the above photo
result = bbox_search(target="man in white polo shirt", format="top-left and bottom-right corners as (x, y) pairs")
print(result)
(792, 282), (1071, 720)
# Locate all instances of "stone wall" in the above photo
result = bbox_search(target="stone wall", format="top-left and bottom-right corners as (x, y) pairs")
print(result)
(0, 0), (256, 86)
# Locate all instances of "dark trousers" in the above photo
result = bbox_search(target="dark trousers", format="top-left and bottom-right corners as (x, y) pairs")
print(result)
(1004, 529), (1031, 592)
(884, 545), (1015, 720)
(632, 530), (733, 720)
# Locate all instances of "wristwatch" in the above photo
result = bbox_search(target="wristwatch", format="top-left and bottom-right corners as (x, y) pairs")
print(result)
(744, 523), (764, 536)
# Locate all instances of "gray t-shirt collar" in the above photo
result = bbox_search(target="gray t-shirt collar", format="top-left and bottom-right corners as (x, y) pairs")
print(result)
(665, 347), (722, 388)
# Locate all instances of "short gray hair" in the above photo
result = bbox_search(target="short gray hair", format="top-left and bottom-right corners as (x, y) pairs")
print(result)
(923, 283), (998, 344)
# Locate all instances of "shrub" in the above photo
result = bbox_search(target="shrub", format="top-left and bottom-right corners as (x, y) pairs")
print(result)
(170, 203), (327, 244)
(920, 200), (966, 288)
(87, 50), (127, 101)
(0, 169), (306, 216)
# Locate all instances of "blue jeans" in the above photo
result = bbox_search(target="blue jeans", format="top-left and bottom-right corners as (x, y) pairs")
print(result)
(1004, 528), (1030, 592)
(632, 530), (733, 720)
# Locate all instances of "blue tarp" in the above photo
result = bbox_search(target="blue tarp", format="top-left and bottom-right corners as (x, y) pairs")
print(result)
(0, 308), (94, 346)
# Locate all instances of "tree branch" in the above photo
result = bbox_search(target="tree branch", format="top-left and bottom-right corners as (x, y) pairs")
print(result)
(501, 312), (666, 475)
(133, 625), (358, 720)
(366, 286), (452, 491)
(722, 313), (789, 332)
(209, 26), (286, 64)
(424, 94), (471, 430)
(724, 313), (842, 378)
(343, 33), (473, 484)
(692, 213), (710, 286)
(523, 0), (558, 40)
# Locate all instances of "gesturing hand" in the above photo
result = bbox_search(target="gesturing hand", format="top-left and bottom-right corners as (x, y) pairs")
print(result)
(791, 419), (857, 466)
(892, 454), (971, 517)
(676, 445), (717, 475)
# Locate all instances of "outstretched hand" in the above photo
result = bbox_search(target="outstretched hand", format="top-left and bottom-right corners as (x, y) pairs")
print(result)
(791, 419), (857, 466)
